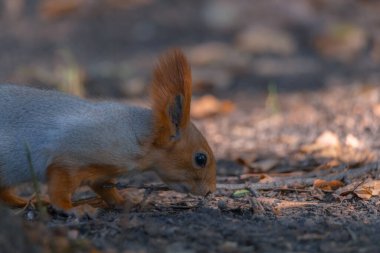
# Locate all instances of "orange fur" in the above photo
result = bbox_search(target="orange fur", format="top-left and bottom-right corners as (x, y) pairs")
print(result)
(144, 49), (216, 196)
(46, 164), (124, 210)
(0, 188), (29, 208)
(90, 179), (124, 207)
(140, 123), (216, 196)
(151, 49), (192, 146)
(0, 164), (126, 210)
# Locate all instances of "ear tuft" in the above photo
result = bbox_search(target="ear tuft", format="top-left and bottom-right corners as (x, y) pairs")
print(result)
(151, 49), (192, 145)
(168, 94), (184, 140)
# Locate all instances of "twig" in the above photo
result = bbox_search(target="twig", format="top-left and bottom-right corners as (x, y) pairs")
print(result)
(271, 188), (311, 193)
(72, 196), (106, 208)
(217, 162), (379, 190)
(168, 204), (201, 210)
(115, 183), (170, 192)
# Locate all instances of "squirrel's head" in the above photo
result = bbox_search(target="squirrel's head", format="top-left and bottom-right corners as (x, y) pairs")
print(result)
(147, 49), (216, 196)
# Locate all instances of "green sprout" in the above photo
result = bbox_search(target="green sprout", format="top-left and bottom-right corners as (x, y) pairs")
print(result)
(265, 83), (280, 115)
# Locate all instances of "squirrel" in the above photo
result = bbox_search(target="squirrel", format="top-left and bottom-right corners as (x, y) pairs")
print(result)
(0, 49), (216, 212)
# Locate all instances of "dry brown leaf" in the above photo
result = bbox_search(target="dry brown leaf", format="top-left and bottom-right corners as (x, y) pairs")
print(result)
(345, 134), (362, 149)
(236, 155), (255, 167)
(313, 179), (344, 191)
(236, 152), (259, 167)
(257, 174), (275, 183)
(354, 180), (380, 200)
(191, 95), (235, 119)
(249, 159), (279, 172)
(236, 154), (279, 173)
(315, 131), (340, 148)
(336, 184), (356, 196)
(300, 131), (373, 165)
(355, 188), (372, 200)
(337, 180), (380, 200)
(315, 159), (340, 170)
(301, 131), (340, 153)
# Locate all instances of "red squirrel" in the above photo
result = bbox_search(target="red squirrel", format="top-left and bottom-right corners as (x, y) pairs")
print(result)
(0, 49), (216, 212)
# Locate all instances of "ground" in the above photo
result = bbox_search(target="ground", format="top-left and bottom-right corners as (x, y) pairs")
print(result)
(0, 0), (380, 253)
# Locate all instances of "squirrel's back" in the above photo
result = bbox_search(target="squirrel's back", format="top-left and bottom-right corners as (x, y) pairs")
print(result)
(0, 85), (152, 186)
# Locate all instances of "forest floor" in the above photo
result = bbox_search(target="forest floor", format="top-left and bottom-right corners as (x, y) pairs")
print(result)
(2, 84), (379, 253)
(1, 0), (380, 252)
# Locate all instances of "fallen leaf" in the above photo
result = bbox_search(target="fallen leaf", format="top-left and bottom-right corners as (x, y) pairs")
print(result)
(354, 180), (380, 200)
(237, 155), (279, 173)
(315, 159), (340, 170)
(345, 134), (362, 149)
(257, 174), (275, 183)
(313, 179), (344, 191)
(355, 188), (372, 200)
(191, 95), (234, 119)
(249, 159), (279, 172)
(301, 131), (340, 153)
(315, 131), (340, 147)
(236, 153), (257, 167)
(337, 180), (380, 200)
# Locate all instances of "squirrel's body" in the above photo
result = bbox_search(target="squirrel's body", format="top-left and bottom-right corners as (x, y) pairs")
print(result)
(0, 50), (216, 212)
(0, 84), (152, 186)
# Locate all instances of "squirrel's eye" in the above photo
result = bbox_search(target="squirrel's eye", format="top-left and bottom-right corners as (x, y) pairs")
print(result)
(194, 152), (207, 168)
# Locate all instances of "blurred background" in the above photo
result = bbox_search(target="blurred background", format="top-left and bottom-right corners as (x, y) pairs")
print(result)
(2, 2), (380, 251)
(1, 0), (380, 163)
(1, 0), (379, 100)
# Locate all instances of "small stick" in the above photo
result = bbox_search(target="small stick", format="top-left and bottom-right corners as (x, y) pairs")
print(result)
(217, 162), (379, 191)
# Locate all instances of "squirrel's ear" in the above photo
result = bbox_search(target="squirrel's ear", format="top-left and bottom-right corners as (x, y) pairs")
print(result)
(151, 49), (192, 146)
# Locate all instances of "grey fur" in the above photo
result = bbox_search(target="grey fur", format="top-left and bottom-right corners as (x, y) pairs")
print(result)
(0, 84), (153, 186)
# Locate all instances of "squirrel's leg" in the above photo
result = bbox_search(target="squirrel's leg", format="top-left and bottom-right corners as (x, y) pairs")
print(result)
(90, 179), (125, 208)
(0, 187), (28, 208)
(47, 164), (124, 216)
(46, 166), (79, 210)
